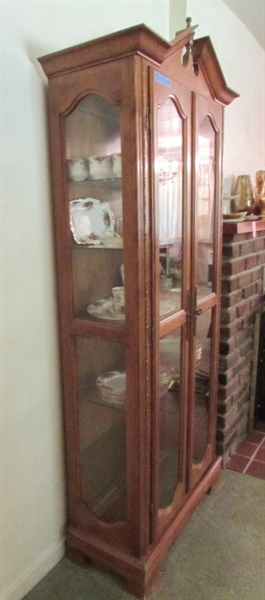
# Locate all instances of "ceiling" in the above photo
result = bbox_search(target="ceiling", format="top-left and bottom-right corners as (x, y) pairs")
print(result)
(222, 0), (265, 50)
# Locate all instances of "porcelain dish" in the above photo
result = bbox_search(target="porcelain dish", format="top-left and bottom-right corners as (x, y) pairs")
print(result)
(69, 198), (114, 244)
(87, 298), (124, 321)
(99, 231), (123, 248)
(87, 155), (113, 180)
(87, 295), (177, 321)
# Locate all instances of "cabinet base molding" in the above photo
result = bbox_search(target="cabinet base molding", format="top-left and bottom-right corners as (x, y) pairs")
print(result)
(66, 458), (222, 598)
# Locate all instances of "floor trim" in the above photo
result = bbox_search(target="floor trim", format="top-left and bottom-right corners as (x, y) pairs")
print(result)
(2, 539), (65, 600)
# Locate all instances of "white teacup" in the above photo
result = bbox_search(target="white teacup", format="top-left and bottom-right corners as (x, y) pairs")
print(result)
(112, 286), (125, 313)
(112, 153), (122, 178)
(67, 159), (89, 182)
(87, 155), (113, 180)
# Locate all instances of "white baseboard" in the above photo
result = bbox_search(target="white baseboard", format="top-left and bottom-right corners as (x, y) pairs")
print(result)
(1, 539), (65, 600)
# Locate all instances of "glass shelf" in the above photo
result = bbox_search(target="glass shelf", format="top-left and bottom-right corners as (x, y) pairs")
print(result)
(71, 242), (123, 250)
(68, 177), (122, 187)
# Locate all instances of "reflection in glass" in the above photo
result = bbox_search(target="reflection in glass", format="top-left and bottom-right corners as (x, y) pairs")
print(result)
(75, 337), (126, 523)
(65, 95), (121, 170)
(159, 330), (182, 508)
(193, 309), (212, 464)
(65, 94), (124, 319)
(157, 98), (183, 310)
(197, 116), (216, 299)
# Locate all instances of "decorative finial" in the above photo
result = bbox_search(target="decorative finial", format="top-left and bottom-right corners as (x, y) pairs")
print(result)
(182, 17), (195, 68)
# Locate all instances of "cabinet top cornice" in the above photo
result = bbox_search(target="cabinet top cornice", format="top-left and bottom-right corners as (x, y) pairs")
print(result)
(38, 23), (238, 105)
(38, 24), (171, 76)
(192, 37), (239, 105)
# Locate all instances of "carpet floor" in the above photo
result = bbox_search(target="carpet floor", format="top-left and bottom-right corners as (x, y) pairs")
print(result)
(23, 469), (265, 600)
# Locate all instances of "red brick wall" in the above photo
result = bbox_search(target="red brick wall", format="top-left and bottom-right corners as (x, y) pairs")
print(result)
(217, 225), (265, 464)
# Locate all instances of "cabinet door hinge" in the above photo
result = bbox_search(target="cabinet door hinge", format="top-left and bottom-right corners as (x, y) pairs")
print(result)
(145, 106), (151, 139)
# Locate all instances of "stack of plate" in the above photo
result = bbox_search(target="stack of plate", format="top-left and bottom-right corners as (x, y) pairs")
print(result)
(96, 370), (126, 407)
(160, 366), (174, 386)
(195, 340), (202, 362)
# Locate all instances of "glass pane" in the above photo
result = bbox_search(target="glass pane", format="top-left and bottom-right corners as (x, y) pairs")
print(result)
(76, 337), (126, 523)
(197, 116), (215, 300)
(72, 249), (124, 319)
(159, 330), (182, 508)
(193, 309), (213, 464)
(157, 98), (183, 316)
(65, 94), (124, 319)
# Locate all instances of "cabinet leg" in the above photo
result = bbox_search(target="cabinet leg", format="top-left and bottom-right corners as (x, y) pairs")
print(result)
(207, 469), (222, 495)
(124, 569), (161, 599)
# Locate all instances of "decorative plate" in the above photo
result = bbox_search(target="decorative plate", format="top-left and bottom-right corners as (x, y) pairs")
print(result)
(69, 198), (114, 244)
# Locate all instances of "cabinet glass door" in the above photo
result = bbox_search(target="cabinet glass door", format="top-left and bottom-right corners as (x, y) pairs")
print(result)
(157, 97), (184, 315)
(190, 103), (221, 485)
(76, 337), (126, 522)
(157, 97), (184, 509)
(65, 93), (127, 523)
(151, 73), (190, 537)
(158, 329), (183, 508)
(66, 94), (124, 321)
(196, 114), (215, 300)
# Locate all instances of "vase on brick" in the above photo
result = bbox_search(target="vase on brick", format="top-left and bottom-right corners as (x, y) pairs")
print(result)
(232, 175), (254, 213)
(255, 170), (265, 216)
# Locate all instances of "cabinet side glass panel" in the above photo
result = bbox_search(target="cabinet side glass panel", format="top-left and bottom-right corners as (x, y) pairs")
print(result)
(159, 330), (182, 508)
(65, 94), (124, 320)
(75, 337), (126, 523)
(157, 98), (183, 317)
(192, 309), (213, 464)
(197, 116), (215, 300)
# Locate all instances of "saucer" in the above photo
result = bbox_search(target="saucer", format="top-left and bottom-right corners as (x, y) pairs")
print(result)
(87, 298), (124, 321)
(87, 296), (177, 321)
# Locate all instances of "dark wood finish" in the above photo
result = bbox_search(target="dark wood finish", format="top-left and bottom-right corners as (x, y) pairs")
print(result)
(39, 22), (237, 598)
(222, 218), (265, 235)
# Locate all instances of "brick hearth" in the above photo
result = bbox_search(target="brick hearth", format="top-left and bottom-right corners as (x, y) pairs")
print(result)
(217, 219), (265, 464)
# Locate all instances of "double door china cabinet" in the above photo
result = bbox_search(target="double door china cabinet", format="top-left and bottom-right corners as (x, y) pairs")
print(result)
(39, 21), (238, 598)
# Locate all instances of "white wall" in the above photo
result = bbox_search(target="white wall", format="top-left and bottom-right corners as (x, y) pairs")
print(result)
(169, 0), (187, 39)
(1, 2), (264, 600)
(1, 3), (170, 600)
(187, 0), (265, 192)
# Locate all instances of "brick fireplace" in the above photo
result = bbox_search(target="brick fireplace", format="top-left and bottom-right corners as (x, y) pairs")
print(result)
(217, 219), (265, 464)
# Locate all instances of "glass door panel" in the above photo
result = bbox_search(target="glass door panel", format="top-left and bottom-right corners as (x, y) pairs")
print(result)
(151, 74), (189, 539)
(75, 336), (126, 523)
(159, 330), (182, 508)
(65, 94), (124, 320)
(157, 97), (184, 318)
(196, 115), (216, 300)
(192, 309), (213, 464)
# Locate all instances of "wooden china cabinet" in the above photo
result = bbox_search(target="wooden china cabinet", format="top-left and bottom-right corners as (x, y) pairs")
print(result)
(39, 21), (238, 598)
